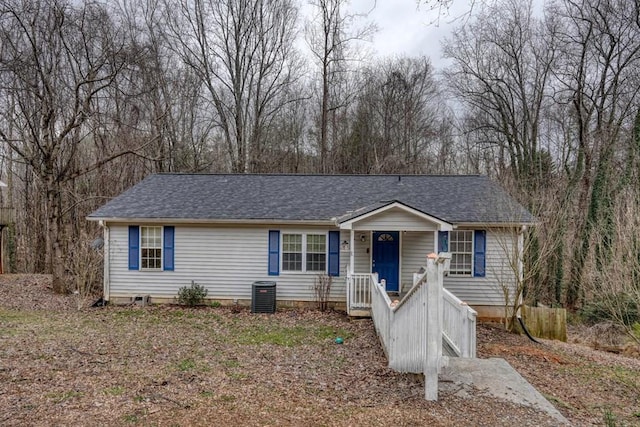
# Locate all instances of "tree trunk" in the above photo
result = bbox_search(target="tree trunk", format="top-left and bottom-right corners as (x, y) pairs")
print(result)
(46, 176), (66, 293)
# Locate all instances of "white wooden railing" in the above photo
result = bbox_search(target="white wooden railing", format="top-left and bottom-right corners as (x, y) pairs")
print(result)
(443, 289), (477, 358)
(369, 256), (444, 400)
(386, 272), (430, 373)
(346, 266), (375, 315)
(370, 273), (392, 354)
(366, 254), (477, 401)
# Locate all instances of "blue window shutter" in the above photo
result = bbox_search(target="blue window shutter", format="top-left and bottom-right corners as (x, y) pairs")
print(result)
(474, 230), (486, 277)
(163, 226), (175, 271)
(438, 231), (449, 252)
(268, 230), (279, 276)
(328, 231), (340, 277)
(128, 225), (139, 270)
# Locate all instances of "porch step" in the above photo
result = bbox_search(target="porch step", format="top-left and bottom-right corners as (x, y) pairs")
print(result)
(348, 308), (371, 317)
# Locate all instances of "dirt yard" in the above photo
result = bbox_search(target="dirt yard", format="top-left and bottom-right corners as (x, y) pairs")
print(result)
(1, 275), (639, 426)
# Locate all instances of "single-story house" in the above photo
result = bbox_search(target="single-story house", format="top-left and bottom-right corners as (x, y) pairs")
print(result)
(88, 174), (535, 318)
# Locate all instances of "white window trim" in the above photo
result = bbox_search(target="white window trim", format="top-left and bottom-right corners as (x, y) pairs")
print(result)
(448, 230), (473, 277)
(140, 225), (163, 271)
(280, 231), (328, 274)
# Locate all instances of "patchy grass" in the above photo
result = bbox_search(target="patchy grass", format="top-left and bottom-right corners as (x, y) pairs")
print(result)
(232, 323), (351, 347)
(45, 390), (84, 404)
(103, 386), (125, 396)
(2, 275), (639, 426)
(176, 359), (196, 372)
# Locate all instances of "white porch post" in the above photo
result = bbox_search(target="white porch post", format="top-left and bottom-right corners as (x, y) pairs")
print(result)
(349, 229), (355, 274)
(433, 230), (438, 254)
(424, 253), (443, 401)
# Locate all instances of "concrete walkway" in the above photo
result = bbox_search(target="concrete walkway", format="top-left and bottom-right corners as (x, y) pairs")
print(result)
(439, 357), (570, 425)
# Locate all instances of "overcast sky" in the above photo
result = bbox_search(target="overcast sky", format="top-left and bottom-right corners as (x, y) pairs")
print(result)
(348, 0), (471, 69)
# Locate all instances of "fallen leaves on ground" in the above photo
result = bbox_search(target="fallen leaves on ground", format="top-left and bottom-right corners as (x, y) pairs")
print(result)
(1, 275), (639, 426)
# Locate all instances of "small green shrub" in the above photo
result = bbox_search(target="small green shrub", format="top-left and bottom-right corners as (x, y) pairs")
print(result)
(177, 281), (208, 306)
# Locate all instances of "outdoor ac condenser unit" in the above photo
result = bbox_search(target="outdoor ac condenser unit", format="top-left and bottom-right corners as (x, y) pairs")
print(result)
(251, 281), (276, 314)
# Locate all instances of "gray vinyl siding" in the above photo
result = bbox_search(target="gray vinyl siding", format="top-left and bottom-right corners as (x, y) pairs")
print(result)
(107, 224), (346, 302)
(401, 231), (434, 292)
(106, 223), (517, 307)
(352, 231), (371, 274)
(443, 229), (518, 306)
(352, 208), (438, 231)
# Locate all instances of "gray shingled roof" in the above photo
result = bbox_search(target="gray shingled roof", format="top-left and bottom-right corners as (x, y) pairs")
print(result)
(88, 174), (535, 224)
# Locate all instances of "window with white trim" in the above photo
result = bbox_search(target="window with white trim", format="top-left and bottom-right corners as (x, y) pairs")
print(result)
(306, 234), (327, 271)
(141, 226), (162, 269)
(282, 233), (326, 272)
(282, 233), (303, 271)
(449, 230), (473, 276)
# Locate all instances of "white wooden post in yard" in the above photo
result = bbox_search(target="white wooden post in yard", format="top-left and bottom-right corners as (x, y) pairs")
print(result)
(424, 253), (443, 401)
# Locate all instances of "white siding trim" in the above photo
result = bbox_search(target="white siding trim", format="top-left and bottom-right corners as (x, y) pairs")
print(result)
(103, 225), (110, 300)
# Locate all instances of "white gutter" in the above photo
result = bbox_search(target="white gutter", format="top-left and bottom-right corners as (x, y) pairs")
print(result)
(454, 221), (537, 228)
(87, 217), (335, 227)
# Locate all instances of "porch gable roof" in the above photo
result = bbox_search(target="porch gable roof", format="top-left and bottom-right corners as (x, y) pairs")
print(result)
(337, 200), (453, 231)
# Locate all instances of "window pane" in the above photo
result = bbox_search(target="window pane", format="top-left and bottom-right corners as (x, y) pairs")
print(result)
(306, 253), (326, 271)
(306, 234), (326, 253)
(283, 234), (302, 252)
(283, 253), (302, 271)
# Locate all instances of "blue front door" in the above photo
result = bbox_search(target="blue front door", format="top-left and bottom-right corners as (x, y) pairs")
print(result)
(372, 231), (400, 293)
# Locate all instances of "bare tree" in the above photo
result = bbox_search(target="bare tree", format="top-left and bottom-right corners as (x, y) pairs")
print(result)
(115, 0), (217, 173)
(588, 186), (640, 344)
(553, 0), (640, 307)
(165, 0), (304, 173)
(0, 0), (136, 292)
(305, 0), (375, 173)
(443, 0), (640, 311)
(442, 0), (556, 190)
(338, 56), (445, 174)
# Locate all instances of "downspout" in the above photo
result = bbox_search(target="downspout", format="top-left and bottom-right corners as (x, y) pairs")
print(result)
(100, 220), (110, 301)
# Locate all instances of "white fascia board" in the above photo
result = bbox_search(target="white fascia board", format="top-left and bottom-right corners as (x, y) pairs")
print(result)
(86, 217), (335, 227)
(454, 221), (536, 228)
(337, 201), (453, 231)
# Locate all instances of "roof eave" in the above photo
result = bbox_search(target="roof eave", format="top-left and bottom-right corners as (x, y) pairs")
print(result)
(453, 221), (537, 228)
(87, 217), (336, 227)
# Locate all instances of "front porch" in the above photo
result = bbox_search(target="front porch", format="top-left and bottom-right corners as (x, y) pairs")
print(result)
(338, 202), (477, 400)
(338, 200), (454, 311)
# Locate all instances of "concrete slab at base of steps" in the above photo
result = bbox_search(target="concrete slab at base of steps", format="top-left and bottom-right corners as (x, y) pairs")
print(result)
(440, 357), (570, 425)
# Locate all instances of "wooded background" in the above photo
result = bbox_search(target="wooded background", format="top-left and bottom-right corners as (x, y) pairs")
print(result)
(0, 0), (638, 323)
